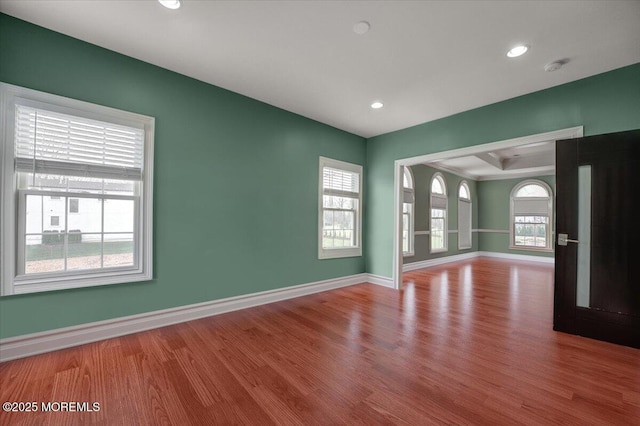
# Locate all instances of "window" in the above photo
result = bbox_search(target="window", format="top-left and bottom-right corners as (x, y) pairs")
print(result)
(318, 157), (362, 259)
(0, 83), (154, 295)
(458, 181), (472, 250)
(510, 180), (553, 251)
(69, 198), (79, 213)
(430, 173), (448, 253)
(402, 167), (415, 256)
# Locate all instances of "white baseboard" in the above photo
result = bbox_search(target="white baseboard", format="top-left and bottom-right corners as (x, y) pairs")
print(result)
(477, 251), (555, 264)
(403, 252), (480, 272)
(0, 273), (368, 362)
(402, 251), (554, 273)
(366, 274), (395, 288)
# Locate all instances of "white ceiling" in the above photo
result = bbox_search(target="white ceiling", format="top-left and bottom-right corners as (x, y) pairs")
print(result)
(1, 1), (639, 138)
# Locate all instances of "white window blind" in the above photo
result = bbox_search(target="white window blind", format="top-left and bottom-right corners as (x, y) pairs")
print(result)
(15, 105), (144, 181)
(513, 199), (549, 215)
(323, 166), (359, 196)
(431, 195), (447, 209)
(403, 189), (415, 203)
(458, 199), (472, 249)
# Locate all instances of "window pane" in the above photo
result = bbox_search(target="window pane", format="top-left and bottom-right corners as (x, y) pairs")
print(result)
(432, 208), (445, 219)
(514, 221), (547, 248)
(323, 195), (356, 210)
(459, 184), (469, 200)
(39, 195), (66, 233)
(104, 199), (135, 233)
(403, 168), (413, 189)
(26, 195), (43, 234)
(431, 230), (444, 250)
(322, 209), (355, 248)
(68, 198), (102, 233)
(67, 177), (104, 194)
(25, 235), (64, 274)
(431, 177), (444, 194)
(515, 183), (548, 198)
(20, 173), (135, 196)
(402, 212), (409, 253)
(23, 173), (67, 191)
(104, 179), (135, 196)
(67, 233), (103, 271)
(104, 233), (134, 268)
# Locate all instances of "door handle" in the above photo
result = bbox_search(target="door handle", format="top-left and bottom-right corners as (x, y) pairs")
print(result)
(558, 233), (579, 246)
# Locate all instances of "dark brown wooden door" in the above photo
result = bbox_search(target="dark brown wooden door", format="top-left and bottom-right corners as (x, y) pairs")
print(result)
(554, 129), (640, 348)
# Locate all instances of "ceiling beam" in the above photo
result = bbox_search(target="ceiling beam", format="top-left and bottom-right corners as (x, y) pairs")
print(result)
(475, 153), (504, 170)
(502, 152), (554, 170)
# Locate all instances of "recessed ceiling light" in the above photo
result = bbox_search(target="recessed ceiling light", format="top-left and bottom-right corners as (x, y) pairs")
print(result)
(353, 21), (371, 35)
(507, 45), (529, 58)
(371, 101), (384, 109)
(159, 0), (181, 10)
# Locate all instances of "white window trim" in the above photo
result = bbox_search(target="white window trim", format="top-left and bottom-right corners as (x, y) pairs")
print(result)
(0, 82), (154, 295)
(430, 172), (448, 254)
(458, 180), (472, 250)
(509, 179), (553, 253)
(318, 156), (363, 260)
(402, 166), (415, 257)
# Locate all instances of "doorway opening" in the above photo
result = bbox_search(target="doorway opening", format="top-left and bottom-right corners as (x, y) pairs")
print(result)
(392, 126), (583, 289)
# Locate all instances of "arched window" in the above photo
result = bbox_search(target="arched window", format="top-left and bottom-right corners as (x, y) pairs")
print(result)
(402, 167), (415, 256)
(430, 173), (447, 253)
(458, 181), (472, 250)
(510, 180), (553, 250)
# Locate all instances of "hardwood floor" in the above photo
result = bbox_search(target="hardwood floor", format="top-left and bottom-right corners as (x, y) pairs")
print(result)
(1, 258), (639, 425)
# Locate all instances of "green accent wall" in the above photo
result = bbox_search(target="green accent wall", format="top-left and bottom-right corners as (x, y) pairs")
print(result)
(404, 165), (478, 264)
(365, 62), (640, 278)
(0, 14), (366, 338)
(477, 175), (555, 257)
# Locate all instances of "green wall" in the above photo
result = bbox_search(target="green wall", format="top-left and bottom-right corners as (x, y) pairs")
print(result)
(1, 13), (639, 340)
(404, 165), (478, 264)
(477, 175), (555, 257)
(0, 14), (366, 339)
(366, 62), (640, 278)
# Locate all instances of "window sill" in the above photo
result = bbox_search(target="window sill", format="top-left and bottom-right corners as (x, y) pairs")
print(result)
(430, 248), (448, 254)
(509, 245), (554, 253)
(318, 247), (362, 260)
(10, 269), (152, 295)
